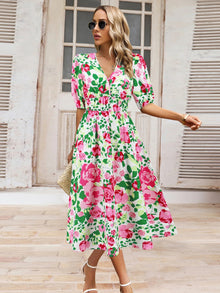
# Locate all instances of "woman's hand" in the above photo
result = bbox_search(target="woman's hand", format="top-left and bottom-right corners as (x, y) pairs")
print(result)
(141, 104), (202, 131)
(180, 114), (202, 131)
(67, 148), (73, 164)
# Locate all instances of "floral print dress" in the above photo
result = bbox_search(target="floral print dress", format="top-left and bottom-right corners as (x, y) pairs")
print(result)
(66, 52), (178, 257)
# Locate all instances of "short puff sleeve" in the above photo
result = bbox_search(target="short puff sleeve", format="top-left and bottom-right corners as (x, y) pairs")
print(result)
(71, 54), (86, 109)
(132, 54), (154, 110)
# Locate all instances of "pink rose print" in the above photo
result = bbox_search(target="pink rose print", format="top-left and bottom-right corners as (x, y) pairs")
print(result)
(80, 163), (101, 186)
(101, 110), (110, 117)
(117, 212), (123, 218)
(88, 53), (96, 59)
(99, 224), (106, 232)
(76, 140), (84, 152)
(119, 224), (134, 239)
(139, 166), (157, 188)
(111, 230), (116, 235)
(122, 204), (130, 211)
(99, 243), (106, 250)
(129, 212), (136, 218)
(164, 232), (171, 237)
(135, 140), (142, 153)
(72, 183), (78, 193)
(132, 180), (140, 191)
(143, 189), (157, 204)
(113, 104), (121, 112)
(79, 152), (86, 160)
(99, 96), (109, 104)
(111, 76), (116, 83)
(88, 217), (93, 223)
(112, 160), (119, 172)
(122, 79), (130, 89)
(104, 172), (111, 179)
(89, 93), (95, 99)
(142, 241), (153, 250)
(103, 132), (111, 143)
(115, 189), (128, 204)
(147, 213), (155, 224)
(83, 64), (90, 72)
(138, 230), (145, 236)
(81, 183), (103, 208)
(79, 240), (90, 252)
(107, 236), (115, 246)
(120, 126), (130, 143)
(74, 231), (79, 237)
(104, 184), (114, 202)
(99, 85), (107, 93)
(106, 206), (115, 221)
(159, 209), (172, 224)
(83, 84), (88, 99)
(114, 151), (124, 163)
(120, 90), (127, 100)
(90, 206), (102, 218)
(69, 229), (74, 243)
(92, 144), (101, 157)
(158, 191), (168, 207)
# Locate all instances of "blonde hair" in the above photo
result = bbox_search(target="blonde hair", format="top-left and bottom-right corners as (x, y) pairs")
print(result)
(93, 5), (133, 78)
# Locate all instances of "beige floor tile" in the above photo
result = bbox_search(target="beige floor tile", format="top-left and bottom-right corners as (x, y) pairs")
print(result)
(0, 204), (219, 293)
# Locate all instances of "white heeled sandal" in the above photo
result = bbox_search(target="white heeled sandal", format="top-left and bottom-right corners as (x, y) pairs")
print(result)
(82, 260), (98, 293)
(120, 281), (132, 292)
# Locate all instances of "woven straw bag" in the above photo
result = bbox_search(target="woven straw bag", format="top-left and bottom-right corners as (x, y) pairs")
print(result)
(57, 160), (72, 195)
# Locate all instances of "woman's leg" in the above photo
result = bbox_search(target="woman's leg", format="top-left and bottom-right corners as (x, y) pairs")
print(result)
(83, 249), (104, 292)
(109, 248), (133, 293)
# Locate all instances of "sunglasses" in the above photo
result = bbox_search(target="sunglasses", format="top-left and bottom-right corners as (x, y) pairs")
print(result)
(88, 20), (108, 30)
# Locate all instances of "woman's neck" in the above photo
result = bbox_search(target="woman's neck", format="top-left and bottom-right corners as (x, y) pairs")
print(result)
(97, 44), (114, 59)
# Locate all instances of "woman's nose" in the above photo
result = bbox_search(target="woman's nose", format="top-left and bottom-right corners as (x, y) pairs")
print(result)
(94, 22), (99, 30)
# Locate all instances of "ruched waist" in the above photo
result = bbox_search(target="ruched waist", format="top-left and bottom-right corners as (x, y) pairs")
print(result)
(86, 108), (128, 114)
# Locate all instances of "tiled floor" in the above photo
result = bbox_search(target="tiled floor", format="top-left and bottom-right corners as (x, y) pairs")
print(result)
(0, 203), (219, 293)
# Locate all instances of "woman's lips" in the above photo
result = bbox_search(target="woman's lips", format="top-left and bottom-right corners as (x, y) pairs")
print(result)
(94, 34), (101, 40)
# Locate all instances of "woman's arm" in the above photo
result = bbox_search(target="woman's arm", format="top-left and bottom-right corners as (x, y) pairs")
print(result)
(141, 103), (202, 130)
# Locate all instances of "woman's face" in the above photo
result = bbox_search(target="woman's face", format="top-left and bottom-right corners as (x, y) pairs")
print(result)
(92, 9), (112, 48)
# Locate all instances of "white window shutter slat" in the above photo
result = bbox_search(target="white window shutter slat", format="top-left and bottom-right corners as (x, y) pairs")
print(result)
(160, 0), (220, 189)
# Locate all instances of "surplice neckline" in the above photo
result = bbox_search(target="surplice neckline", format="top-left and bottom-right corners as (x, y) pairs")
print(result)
(95, 53), (118, 80)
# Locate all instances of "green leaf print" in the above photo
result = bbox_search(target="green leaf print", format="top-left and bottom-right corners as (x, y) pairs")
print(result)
(78, 215), (86, 223)
(124, 174), (130, 181)
(132, 171), (137, 178)
(133, 78), (138, 86)
(136, 219), (147, 225)
(93, 74), (98, 80)
(127, 165), (132, 173)
(130, 191), (139, 201)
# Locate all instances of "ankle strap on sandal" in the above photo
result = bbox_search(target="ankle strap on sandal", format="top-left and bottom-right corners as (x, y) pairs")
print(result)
(120, 281), (131, 287)
(86, 261), (97, 269)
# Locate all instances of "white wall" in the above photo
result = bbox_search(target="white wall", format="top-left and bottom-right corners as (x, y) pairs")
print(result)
(0, 0), (44, 189)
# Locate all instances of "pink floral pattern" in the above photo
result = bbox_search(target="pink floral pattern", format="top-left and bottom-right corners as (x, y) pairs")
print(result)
(66, 53), (178, 257)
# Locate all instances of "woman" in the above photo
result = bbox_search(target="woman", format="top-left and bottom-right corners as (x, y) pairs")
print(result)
(67, 5), (201, 293)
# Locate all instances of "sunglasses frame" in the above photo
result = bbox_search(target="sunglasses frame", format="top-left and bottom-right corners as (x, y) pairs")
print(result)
(88, 20), (108, 30)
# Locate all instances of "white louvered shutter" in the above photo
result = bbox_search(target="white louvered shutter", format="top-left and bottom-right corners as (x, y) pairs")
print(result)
(0, 0), (44, 188)
(160, 0), (220, 189)
(0, 1), (17, 184)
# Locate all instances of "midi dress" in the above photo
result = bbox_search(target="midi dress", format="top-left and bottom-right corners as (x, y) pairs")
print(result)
(66, 52), (178, 257)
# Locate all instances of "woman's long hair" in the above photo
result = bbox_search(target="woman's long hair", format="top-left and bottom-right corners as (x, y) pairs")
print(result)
(93, 5), (133, 78)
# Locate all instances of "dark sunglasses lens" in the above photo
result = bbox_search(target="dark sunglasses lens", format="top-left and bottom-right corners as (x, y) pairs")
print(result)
(88, 22), (95, 30)
(99, 21), (106, 29)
